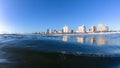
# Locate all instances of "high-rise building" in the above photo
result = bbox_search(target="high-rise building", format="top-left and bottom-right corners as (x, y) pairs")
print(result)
(71, 30), (74, 33)
(98, 24), (109, 32)
(51, 30), (57, 34)
(63, 25), (69, 33)
(89, 26), (96, 32)
(46, 29), (49, 34)
(78, 25), (86, 33)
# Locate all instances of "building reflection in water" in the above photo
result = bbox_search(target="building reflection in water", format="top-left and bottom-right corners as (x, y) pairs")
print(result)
(77, 37), (85, 44)
(62, 36), (68, 42)
(98, 37), (108, 46)
(90, 38), (96, 45)
(62, 35), (108, 46)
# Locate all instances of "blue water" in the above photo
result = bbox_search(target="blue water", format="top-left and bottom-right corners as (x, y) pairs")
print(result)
(0, 34), (120, 68)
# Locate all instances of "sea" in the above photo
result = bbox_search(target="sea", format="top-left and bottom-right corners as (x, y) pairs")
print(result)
(0, 33), (120, 68)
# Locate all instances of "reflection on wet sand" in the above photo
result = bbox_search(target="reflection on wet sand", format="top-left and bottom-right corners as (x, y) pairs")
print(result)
(77, 37), (85, 44)
(62, 36), (68, 42)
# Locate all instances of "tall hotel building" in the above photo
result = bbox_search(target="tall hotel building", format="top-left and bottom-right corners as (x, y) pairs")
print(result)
(78, 25), (86, 33)
(63, 25), (69, 33)
(98, 24), (109, 32)
(89, 26), (96, 32)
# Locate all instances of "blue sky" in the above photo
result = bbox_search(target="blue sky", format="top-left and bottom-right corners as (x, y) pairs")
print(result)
(0, 0), (120, 33)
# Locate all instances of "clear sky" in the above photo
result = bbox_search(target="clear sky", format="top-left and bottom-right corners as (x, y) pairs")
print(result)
(0, 0), (120, 33)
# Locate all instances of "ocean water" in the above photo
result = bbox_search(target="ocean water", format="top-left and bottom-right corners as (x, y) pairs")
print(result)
(0, 34), (120, 68)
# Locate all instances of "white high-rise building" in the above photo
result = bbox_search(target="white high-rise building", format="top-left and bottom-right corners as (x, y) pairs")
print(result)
(78, 25), (86, 33)
(63, 25), (69, 33)
(98, 24), (109, 32)
(89, 26), (96, 32)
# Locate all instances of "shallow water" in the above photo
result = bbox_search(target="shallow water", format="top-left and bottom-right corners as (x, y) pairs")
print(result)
(0, 34), (120, 68)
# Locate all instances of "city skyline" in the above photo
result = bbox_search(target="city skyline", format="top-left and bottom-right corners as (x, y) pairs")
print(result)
(45, 23), (109, 34)
(0, 0), (120, 33)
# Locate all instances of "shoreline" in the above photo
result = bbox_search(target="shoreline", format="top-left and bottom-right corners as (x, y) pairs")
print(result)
(0, 32), (120, 35)
(49, 32), (120, 36)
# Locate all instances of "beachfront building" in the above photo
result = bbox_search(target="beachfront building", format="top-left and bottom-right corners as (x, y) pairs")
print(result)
(51, 30), (58, 34)
(63, 25), (69, 33)
(89, 26), (96, 33)
(68, 30), (74, 33)
(98, 24), (109, 32)
(46, 29), (50, 34)
(78, 25), (86, 33)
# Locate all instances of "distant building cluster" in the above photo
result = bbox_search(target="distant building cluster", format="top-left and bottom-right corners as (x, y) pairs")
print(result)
(44, 24), (109, 34)
(98, 24), (109, 32)
(78, 25), (86, 33)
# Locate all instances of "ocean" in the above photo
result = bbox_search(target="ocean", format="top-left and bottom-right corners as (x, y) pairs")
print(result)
(0, 34), (120, 68)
